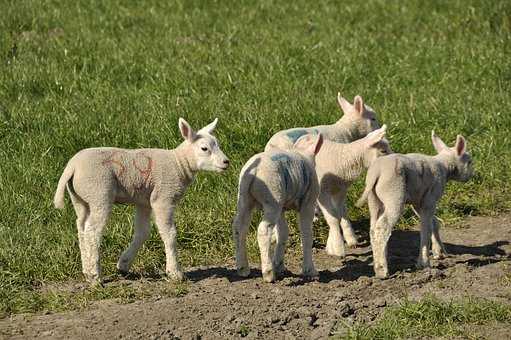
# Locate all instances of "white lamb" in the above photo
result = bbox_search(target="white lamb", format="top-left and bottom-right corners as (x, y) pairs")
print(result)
(265, 93), (380, 151)
(265, 93), (382, 248)
(356, 131), (474, 278)
(233, 133), (324, 283)
(315, 125), (391, 257)
(54, 118), (229, 284)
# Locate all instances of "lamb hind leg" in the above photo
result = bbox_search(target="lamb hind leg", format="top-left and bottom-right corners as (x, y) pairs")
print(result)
(417, 208), (435, 269)
(233, 198), (254, 277)
(69, 190), (89, 271)
(431, 216), (447, 259)
(117, 205), (152, 274)
(258, 206), (281, 283)
(299, 204), (318, 279)
(273, 213), (289, 276)
(82, 204), (112, 284)
(318, 191), (346, 257)
(338, 195), (359, 248)
(370, 193), (403, 279)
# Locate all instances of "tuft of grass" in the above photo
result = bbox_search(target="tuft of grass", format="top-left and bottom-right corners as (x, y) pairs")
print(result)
(0, 0), (510, 315)
(238, 324), (250, 338)
(341, 296), (511, 339)
(0, 279), (190, 317)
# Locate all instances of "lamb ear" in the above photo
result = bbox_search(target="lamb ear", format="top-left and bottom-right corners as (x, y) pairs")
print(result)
(198, 118), (218, 135)
(431, 130), (449, 154)
(353, 95), (365, 115)
(366, 124), (387, 146)
(178, 118), (197, 142)
(337, 92), (352, 115)
(312, 133), (324, 155)
(294, 133), (323, 155)
(455, 135), (467, 156)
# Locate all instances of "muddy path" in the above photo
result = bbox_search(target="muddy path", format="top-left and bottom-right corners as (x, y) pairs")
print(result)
(2, 214), (511, 339)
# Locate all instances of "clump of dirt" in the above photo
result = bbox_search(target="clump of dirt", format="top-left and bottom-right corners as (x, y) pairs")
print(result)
(1, 214), (510, 339)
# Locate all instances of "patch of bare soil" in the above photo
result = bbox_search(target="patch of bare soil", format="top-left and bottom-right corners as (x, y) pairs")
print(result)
(1, 214), (511, 339)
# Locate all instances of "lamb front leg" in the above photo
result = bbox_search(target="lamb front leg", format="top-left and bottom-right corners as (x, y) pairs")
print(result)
(152, 203), (184, 281)
(117, 205), (152, 274)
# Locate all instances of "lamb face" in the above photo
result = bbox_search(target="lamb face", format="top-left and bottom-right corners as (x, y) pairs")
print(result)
(360, 125), (392, 167)
(179, 118), (230, 172)
(431, 131), (473, 183)
(336, 93), (381, 139)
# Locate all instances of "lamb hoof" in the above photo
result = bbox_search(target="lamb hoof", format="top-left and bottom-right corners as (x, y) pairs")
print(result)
(117, 269), (130, 277)
(374, 270), (389, 279)
(346, 241), (360, 249)
(325, 244), (346, 258)
(84, 274), (103, 287)
(116, 261), (130, 275)
(273, 262), (287, 275)
(262, 270), (276, 283)
(302, 268), (319, 280)
(167, 270), (185, 282)
(237, 266), (251, 278)
(416, 261), (431, 270)
(373, 264), (389, 279)
(432, 252), (447, 260)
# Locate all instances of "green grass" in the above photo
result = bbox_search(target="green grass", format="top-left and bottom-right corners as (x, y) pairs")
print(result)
(0, 0), (510, 315)
(341, 296), (511, 339)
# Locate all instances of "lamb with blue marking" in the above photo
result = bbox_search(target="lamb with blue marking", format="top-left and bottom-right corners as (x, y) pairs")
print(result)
(265, 93), (382, 248)
(233, 133), (324, 283)
(265, 93), (380, 151)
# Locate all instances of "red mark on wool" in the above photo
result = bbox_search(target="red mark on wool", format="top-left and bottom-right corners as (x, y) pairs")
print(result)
(102, 151), (126, 177)
(133, 154), (154, 186)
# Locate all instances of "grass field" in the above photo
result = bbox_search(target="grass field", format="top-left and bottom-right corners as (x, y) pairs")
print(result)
(0, 0), (510, 318)
(344, 296), (511, 339)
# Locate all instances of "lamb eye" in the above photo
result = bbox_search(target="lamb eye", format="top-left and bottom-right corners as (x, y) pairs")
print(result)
(201, 146), (208, 151)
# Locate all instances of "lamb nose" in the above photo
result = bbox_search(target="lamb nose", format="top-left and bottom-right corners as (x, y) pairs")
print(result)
(223, 159), (230, 165)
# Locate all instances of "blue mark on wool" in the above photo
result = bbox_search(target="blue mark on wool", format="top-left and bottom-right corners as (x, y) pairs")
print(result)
(271, 153), (292, 162)
(271, 153), (293, 192)
(286, 129), (309, 143)
(298, 162), (311, 206)
(286, 128), (318, 143)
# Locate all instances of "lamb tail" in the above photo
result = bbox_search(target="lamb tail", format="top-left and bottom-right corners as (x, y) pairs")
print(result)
(356, 170), (379, 208)
(54, 161), (74, 209)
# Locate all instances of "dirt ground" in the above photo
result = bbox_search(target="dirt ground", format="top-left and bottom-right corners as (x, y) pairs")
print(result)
(1, 214), (511, 339)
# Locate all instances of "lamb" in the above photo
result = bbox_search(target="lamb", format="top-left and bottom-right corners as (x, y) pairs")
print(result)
(265, 93), (382, 248)
(232, 133), (324, 283)
(54, 118), (229, 284)
(315, 125), (391, 257)
(265, 93), (380, 152)
(356, 131), (474, 279)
